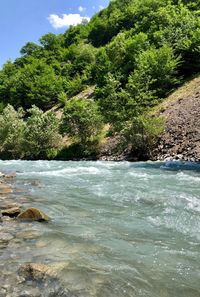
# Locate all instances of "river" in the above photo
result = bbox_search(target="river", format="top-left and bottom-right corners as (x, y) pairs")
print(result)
(0, 160), (200, 297)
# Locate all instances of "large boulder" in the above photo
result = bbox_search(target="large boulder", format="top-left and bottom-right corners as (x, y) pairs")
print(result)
(17, 208), (49, 222)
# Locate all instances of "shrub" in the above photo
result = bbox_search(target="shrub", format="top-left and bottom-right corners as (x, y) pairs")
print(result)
(122, 115), (164, 159)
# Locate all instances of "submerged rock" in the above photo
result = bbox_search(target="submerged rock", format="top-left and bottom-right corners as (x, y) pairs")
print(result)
(18, 263), (57, 281)
(0, 184), (13, 194)
(16, 230), (42, 240)
(0, 232), (14, 242)
(18, 263), (76, 297)
(1, 232), (14, 241)
(17, 208), (49, 222)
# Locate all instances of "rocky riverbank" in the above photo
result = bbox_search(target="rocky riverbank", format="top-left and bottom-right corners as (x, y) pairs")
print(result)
(0, 172), (75, 297)
(153, 76), (200, 162)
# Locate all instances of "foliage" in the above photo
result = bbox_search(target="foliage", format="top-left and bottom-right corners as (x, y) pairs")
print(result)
(122, 115), (164, 159)
(23, 106), (61, 158)
(0, 0), (199, 159)
(60, 99), (103, 144)
(127, 45), (181, 99)
(0, 105), (25, 158)
(0, 105), (61, 159)
(0, 58), (65, 109)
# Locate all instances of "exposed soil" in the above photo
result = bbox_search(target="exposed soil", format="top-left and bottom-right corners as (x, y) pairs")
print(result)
(153, 75), (200, 161)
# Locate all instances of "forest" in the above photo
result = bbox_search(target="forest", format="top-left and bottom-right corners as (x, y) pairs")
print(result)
(0, 0), (199, 159)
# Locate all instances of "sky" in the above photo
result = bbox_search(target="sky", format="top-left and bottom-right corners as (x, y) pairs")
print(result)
(0, 0), (110, 67)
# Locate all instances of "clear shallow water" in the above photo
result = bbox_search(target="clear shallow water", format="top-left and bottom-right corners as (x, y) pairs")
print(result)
(0, 160), (200, 297)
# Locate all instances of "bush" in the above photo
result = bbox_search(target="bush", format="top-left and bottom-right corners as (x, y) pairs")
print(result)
(122, 115), (164, 159)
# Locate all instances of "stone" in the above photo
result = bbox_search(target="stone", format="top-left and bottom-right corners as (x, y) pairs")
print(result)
(0, 184), (13, 194)
(4, 172), (16, 179)
(0, 202), (22, 210)
(0, 287), (6, 296)
(2, 206), (21, 218)
(17, 263), (75, 297)
(17, 208), (49, 222)
(16, 230), (41, 240)
(1, 215), (15, 222)
(0, 232), (14, 241)
(18, 263), (57, 281)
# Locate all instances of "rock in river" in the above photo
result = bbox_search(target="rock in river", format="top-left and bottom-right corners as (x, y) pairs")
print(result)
(18, 263), (76, 297)
(17, 208), (49, 222)
(18, 263), (57, 281)
(0, 184), (13, 194)
(2, 206), (21, 218)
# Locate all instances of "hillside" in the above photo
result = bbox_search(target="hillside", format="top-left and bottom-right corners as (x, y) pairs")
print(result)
(153, 75), (200, 162)
(0, 0), (200, 160)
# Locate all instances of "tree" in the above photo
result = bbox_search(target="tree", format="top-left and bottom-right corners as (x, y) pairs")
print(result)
(0, 105), (25, 158)
(127, 45), (181, 98)
(20, 42), (41, 56)
(60, 99), (103, 144)
(24, 106), (61, 158)
(6, 58), (64, 109)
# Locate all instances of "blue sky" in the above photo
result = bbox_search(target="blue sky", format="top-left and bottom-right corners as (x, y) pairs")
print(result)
(0, 0), (110, 67)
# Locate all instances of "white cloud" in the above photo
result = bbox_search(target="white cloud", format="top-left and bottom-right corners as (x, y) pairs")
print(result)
(99, 5), (105, 10)
(78, 6), (86, 12)
(48, 13), (90, 29)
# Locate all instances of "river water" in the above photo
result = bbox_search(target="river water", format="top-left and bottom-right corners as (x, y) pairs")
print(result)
(0, 160), (200, 297)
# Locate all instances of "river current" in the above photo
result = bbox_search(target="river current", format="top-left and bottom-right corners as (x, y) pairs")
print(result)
(0, 160), (200, 297)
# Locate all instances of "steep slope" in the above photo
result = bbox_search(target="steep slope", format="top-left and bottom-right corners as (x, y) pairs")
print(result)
(153, 76), (200, 161)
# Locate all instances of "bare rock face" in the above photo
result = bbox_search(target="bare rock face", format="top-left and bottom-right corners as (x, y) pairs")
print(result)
(153, 76), (200, 162)
(17, 208), (49, 222)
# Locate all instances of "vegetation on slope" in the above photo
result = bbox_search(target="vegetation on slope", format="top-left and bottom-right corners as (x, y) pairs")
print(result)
(0, 0), (199, 159)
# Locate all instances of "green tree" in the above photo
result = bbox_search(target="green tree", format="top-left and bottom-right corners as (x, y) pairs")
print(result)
(24, 106), (61, 158)
(60, 99), (103, 144)
(20, 42), (42, 56)
(127, 45), (181, 98)
(5, 58), (64, 109)
(0, 105), (25, 158)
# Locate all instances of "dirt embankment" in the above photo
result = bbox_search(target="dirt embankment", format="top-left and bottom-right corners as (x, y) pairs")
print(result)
(153, 75), (200, 162)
